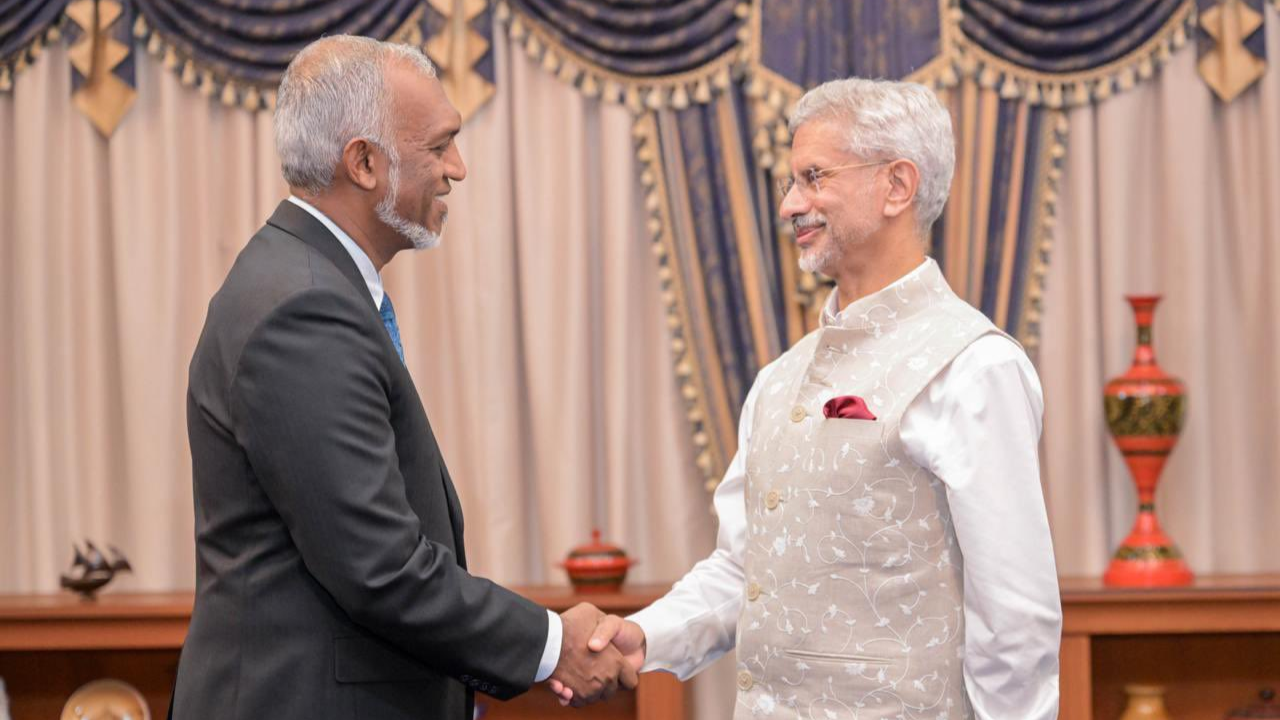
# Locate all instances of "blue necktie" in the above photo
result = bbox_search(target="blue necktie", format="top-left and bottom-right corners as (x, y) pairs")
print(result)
(379, 293), (405, 363)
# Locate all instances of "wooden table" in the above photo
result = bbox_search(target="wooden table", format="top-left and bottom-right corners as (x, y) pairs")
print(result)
(1060, 574), (1280, 720)
(0, 586), (685, 720)
(7, 576), (1279, 719)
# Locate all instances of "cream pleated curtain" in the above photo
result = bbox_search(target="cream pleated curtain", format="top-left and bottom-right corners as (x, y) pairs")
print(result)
(1040, 6), (1280, 576)
(0, 40), (284, 592)
(0, 31), (737, 719)
(0, 34), (714, 592)
(0, 31), (746, 718)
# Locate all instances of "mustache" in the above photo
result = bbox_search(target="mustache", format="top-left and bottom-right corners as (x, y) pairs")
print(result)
(793, 213), (826, 232)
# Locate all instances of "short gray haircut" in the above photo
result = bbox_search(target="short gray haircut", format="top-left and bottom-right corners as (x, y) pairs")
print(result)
(274, 36), (437, 195)
(789, 78), (955, 234)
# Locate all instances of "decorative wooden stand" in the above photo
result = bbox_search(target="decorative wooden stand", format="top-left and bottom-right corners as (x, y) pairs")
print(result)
(0, 586), (685, 720)
(1060, 575), (1280, 720)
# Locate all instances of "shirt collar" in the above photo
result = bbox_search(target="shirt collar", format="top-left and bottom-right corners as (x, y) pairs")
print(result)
(820, 257), (937, 328)
(287, 195), (384, 309)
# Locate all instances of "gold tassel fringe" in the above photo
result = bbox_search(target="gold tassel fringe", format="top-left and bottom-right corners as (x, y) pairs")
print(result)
(630, 112), (726, 489)
(948, 0), (1197, 108)
(495, 1), (749, 114)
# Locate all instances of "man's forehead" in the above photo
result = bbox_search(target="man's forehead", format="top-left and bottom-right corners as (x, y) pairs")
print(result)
(790, 119), (850, 160)
(391, 70), (459, 134)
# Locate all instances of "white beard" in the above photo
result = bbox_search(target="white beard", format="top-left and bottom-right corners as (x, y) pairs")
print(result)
(795, 212), (841, 275)
(794, 189), (881, 275)
(376, 153), (443, 250)
(798, 234), (841, 275)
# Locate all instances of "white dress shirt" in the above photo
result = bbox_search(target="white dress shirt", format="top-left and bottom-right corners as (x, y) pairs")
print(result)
(631, 259), (1061, 719)
(287, 196), (564, 683)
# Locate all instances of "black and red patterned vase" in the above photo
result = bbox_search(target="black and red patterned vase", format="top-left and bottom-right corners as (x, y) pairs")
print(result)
(1103, 295), (1193, 587)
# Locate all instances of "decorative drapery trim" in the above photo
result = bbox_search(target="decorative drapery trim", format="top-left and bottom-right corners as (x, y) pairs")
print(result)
(740, 0), (1202, 182)
(1017, 111), (1067, 359)
(409, 1), (496, 122)
(633, 113), (727, 489)
(128, 10), (435, 113)
(950, 0), (1198, 107)
(495, 1), (750, 113)
(47, 1), (497, 123)
(67, 0), (136, 136)
(131, 13), (276, 111)
(741, 0), (1201, 122)
(1197, 0), (1268, 102)
(0, 6), (66, 93)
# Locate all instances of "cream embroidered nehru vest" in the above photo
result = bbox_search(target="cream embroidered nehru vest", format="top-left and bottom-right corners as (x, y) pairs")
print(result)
(734, 259), (1005, 720)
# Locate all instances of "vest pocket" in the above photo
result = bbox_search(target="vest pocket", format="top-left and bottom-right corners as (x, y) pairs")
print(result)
(782, 648), (890, 665)
(814, 418), (883, 441)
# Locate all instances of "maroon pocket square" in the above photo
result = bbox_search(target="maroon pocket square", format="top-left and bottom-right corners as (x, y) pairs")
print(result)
(823, 395), (877, 421)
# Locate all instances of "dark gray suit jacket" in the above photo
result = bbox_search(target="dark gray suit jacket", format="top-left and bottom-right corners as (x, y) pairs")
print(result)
(175, 201), (547, 719)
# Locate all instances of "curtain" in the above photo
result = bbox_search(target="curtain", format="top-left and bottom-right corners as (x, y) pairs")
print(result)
(1040, 5), (1280, 576)
(5, 1), (1231, 499)
(0, 27), (715, 605)
(1, 34), (280, 590)
(2, 32), (740, 717)
(499, 0), (1198, 491)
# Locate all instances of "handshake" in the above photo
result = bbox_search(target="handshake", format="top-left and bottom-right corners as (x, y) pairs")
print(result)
(546, 603), (647, 707)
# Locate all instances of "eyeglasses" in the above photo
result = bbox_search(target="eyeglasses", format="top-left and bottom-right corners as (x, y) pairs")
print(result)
(776, 160), (888, 197)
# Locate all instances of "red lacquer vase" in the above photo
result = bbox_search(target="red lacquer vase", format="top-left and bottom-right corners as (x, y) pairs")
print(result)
(1102, 295), (1193, 587)
(559, 530), (636, 593)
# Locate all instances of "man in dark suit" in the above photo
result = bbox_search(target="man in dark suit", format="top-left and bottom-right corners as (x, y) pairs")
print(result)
(174, 35), (634, 718)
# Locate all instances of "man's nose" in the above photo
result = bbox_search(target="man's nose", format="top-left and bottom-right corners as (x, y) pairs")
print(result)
(778, 184), (808, 220)
(445, 143), (467, 182)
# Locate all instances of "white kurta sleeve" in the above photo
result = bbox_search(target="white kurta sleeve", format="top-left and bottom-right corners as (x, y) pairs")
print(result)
(899, 335), (1062, 720)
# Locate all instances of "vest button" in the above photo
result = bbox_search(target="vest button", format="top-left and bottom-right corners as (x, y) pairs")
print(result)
(746, 582), (761, 601)
(765, 490), (781, 510)
(737, 670), (754, 691)
(789, 406), (806, 423)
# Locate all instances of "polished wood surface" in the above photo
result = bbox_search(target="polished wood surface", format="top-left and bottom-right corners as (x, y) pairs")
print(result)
(1059, 574), (1280, 720)
(0, 585), (686, 720)
(5, 577), (1278, 720)
(0, 592), (192, 651)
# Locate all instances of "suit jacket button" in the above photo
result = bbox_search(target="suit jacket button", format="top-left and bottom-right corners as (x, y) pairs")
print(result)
(737, 670), (753, 691)
(746, 582), (761, 601)
(790, 406), (806, 423)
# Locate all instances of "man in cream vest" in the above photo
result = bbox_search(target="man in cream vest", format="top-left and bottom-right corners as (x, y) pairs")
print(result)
(556, 78), (1062, 718)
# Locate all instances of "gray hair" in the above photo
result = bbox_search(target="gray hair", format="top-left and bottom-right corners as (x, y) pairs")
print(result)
(789, 78), (955, 234)
(274, 36), (437, 195)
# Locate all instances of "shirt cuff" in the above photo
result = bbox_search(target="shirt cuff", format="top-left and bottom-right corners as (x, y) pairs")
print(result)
(534, 609), (563, 682)
(627, 605), (685, 675)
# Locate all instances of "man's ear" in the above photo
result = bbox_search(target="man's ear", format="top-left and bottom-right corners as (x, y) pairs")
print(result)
(340, 138), (379, 191)
(883, 159), (919, 220)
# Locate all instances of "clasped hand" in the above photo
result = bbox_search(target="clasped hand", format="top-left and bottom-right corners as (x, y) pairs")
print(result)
(547, 603), (646, 707)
